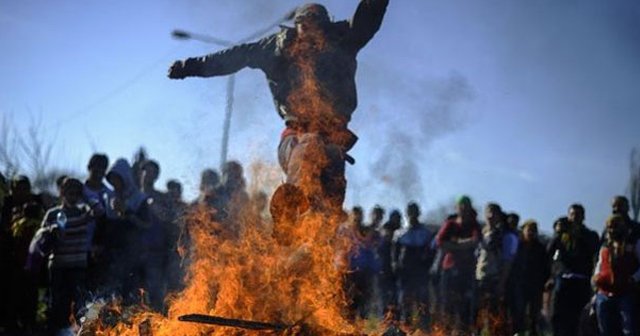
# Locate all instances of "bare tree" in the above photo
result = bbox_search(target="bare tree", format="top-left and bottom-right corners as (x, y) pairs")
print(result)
(0, 113), (74, 194)
(19, 116), (56, 192)
(629, 148), (640, 221)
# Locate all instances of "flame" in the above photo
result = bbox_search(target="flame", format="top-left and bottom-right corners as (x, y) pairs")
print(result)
(93, 165), (354, 335)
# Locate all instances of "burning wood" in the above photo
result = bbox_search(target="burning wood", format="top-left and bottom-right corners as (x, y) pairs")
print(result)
(178, 314), (288, 331)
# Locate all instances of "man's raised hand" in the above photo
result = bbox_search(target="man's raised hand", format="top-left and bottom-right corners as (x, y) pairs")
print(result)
(168, 60), (187, 79)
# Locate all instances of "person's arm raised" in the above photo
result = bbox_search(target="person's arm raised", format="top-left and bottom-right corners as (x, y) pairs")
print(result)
(348, 0), (390, 52)
(168, 37), (273, 79)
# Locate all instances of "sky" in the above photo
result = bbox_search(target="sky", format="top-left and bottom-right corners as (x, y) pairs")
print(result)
(2, 0), (640, 233)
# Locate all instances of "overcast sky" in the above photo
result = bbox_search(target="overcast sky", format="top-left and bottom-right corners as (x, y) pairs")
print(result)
(2, 0), (640, 233)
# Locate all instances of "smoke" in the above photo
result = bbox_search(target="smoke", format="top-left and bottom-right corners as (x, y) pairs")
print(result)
(363, 71), (474, 205)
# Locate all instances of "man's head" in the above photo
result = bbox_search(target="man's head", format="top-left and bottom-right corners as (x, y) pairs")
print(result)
(200, 169), (220, 195)
(60, 178), (84, 207)
(167, 179), (182, 201)
(384, 209), (402, 232)
(611, 195), (630, 217)
(605, 214), (628, 242)
(294, 3), (330, 34)
(87, 153), (109, 182)
(222, 161), (244, 189)
(554, 216), (569, 234)
(568, 203), (585, 225)
(521, 219), (538, 242)
(295, 4), (330, 25)
(370, 205), (385, 226)
(11, 175), (32, 200)
(406, 202), (420, 222)
(506, 212), (520, 231)
(107, 173), (125, 194)
(351, 206), (364, 226)
(456, 195), (474, 220)
(484, 202), (504, 227)
(141, 160), (160, 188)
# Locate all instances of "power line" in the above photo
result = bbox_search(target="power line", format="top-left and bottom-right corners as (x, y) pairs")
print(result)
(55, 45), (182, 128)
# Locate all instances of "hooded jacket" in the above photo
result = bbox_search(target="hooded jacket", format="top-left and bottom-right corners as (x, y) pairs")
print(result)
(106, 159), (165, 252)
(106, 159), (147, 215)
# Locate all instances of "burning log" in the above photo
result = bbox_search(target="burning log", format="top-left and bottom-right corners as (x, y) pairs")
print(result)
(178, 314), (288, 331)
(178, 313), (368, 336)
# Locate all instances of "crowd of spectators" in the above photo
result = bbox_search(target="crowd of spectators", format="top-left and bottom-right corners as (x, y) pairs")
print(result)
(0, 152), (252, 336)
(342, 197), (640, 335)
(0, 152), (639, 336)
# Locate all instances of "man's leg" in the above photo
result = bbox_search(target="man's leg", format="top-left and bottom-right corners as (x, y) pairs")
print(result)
(595, 293), (619, 336)
(619, 294), (636, 336)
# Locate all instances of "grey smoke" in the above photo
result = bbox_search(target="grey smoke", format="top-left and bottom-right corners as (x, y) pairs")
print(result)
(365, 71), (474, 204)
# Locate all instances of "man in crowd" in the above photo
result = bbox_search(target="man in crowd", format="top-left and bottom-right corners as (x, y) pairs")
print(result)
(0, 176), (44, 332)
(106, 158), (164, 309)
(474, 203), (518, 335)
(511, 220), (549, 335)
(396, 202), (433, 328)
(592, 214), (640, 336)
(435, 195), (481, 332)
(547, 204), (600, 336)
(345, 206), (380, 320)
(83, 153), (113, 292)
(40, 178), (93, 335)
(378, 209), (402, 319)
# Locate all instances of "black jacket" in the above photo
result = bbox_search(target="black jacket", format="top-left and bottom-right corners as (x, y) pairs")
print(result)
(178, 0), (388, 128)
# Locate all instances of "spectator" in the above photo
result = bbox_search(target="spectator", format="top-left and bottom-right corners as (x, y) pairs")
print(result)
(106, 158), (164, 309)
(41, 178), (93, 335)
(511, 220), (549, 335)
(378, 209), (402, 320)
(249, 190), (272, 233)
(507, 212), (520, 231)
(11, 201), (44, 333)
(369, 205), (385, 230)
(429, 214), (456, 322)
(610, 195), (640, 241)
(592, 214), (640, 336)
(345, 206), (380, 320)
(140, 160), (166, 208)
(474, 202), (518, 335)
(191, 168), (225, 221)
(0, 175), (43, 331)
(435, 195), (480, 331)
(396, 202), (433, 328)
(83, 153), (113, 292)
(547, 204), (600, 336)
(165, 179), (187, 293)
(219, 161), (249, 237)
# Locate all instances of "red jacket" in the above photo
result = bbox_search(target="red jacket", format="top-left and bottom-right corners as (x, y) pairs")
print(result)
(593, 242), (640, 296)
(436, 216), (481, 271)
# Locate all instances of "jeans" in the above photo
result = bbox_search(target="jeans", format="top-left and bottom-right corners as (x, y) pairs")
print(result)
(551, 277), (592, 336)
(595, 292), (636, 336)
(49, 267), (87, 330)
(440, 267), (474, 329)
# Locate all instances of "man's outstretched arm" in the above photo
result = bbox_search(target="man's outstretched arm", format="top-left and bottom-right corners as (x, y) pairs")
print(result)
(168, 37), (273, 79)
(349, 0), (390, 52)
